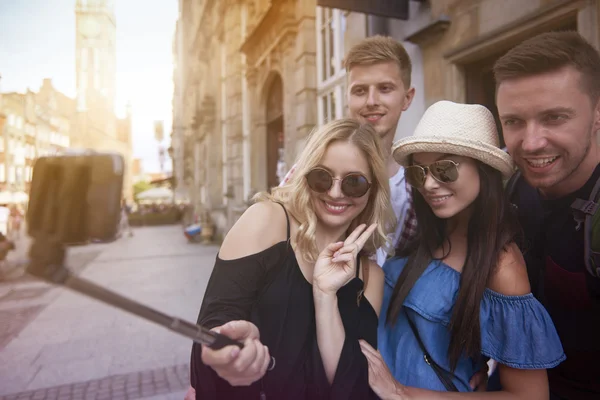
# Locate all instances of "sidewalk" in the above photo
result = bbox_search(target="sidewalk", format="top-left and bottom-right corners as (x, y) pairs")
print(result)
(0, 225), (218, 399)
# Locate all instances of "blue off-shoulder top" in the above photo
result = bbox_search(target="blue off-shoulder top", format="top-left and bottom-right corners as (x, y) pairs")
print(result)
(378, 257), (566, 392)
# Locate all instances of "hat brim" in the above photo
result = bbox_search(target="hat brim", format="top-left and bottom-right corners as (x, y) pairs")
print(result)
(392, 136), (515, 178)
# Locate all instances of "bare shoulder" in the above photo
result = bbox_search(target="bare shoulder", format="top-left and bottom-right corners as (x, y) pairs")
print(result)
(363, 260), (384, 317)
(219, 201), (289, 260)
(488, 242), (531, 296)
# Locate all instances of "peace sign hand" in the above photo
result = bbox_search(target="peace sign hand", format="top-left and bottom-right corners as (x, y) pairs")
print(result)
(313, 223), (378, 295)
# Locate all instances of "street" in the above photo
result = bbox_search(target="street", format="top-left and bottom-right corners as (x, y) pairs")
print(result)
(0, 225), (218, 399)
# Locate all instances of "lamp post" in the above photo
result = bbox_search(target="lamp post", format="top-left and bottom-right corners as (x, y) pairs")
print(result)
(154, 120), (164, 173)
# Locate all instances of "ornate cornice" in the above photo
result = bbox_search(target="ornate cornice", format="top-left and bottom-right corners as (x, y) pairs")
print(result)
(241, 0), (297, 67)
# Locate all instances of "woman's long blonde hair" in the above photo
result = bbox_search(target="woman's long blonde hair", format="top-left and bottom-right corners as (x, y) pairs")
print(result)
(255, 118), (395, 263)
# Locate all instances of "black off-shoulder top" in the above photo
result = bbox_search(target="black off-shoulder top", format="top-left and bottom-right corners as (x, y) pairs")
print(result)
(190, 203), (378, 399)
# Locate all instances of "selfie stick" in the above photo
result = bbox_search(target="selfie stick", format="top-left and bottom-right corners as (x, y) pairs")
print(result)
(26, 238), (276, 371)
(24, 155), (274, 370)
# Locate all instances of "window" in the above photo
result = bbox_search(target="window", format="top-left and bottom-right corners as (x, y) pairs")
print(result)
(318, 88), (343, 124)
(317, 7), (345, 85)
(316, 7), (347, 125)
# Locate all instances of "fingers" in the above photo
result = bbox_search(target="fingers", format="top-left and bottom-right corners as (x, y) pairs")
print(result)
(260, 348), (272, 375)
(469, 369), (489, 391)
(219, 320), (260, 341)
(359, 339), (377, 355)
(204, 338), (270, 387)
(320, 241), (344, 257)
(201, 343), (240, 367)
(336, 224), (378, 258)
(232, 338), (259, 372)
(344, 223), (368, 245)
(184, 386), (195, 400)
(246, 340), (267, 376)
(354, 223), (378, 249)
(325, 223), (380, 261)
(331, 252), (354, 264)
(359, 340), (385, 369)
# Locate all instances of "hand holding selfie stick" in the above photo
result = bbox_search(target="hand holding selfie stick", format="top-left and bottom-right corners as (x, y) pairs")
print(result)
(25, 153), (275, 370)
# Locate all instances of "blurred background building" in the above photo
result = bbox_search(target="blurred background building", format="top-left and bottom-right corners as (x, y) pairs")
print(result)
(0, 0), (134, 200)
(73, 0), (133, 199)
(171, 0), (600, 237)
(0, 82), (72, 194)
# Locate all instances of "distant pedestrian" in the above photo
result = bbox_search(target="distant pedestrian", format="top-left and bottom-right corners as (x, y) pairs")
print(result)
(120, 199), (133, 237)
(0, 204), (10, 238)
(9, 205), (23, 240)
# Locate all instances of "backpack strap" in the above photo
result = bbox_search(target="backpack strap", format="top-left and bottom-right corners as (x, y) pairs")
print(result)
(571, 176), (600, 278)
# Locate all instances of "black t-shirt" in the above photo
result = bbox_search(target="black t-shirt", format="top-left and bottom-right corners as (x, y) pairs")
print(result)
(512, 164), (600, 399)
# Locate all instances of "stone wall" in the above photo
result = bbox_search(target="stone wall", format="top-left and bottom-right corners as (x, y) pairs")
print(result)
(175, 0), (321, 236)
(414, 0), (600, 107)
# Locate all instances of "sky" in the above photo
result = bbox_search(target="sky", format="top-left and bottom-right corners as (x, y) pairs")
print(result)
(0, 0), (179, 173)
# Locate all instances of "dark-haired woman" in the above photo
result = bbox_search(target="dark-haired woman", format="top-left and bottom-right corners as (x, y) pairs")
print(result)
(359, 101), (565, 399)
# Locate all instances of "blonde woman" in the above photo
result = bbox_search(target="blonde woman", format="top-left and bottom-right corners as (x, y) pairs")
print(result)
(189, 119), (396, 399)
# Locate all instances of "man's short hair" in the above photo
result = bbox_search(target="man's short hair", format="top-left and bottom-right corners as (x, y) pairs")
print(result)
(343, 35), (412, 89)
(493, 31), (600, 104)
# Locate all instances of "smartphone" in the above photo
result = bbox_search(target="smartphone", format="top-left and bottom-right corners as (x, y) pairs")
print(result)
(27, 151), (124, 244)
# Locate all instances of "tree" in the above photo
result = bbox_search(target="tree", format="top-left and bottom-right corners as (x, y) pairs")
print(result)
(133, 181), (154, 198)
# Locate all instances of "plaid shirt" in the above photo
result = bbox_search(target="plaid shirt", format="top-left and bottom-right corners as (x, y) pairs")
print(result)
(394, 179), (418, 253)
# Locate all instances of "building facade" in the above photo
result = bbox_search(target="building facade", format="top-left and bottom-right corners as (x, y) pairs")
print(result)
(172, 0), (362, 235)
(0, 84), (71, 194)
(0, 0), (134, 199)
(172, 0), (600, 237)
(74, 0), (133, 200)
(399, 0), (600, 145)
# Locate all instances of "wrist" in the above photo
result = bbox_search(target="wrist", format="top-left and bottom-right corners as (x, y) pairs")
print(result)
(390, 382), (408, 400)
(312, 285), (337, 301)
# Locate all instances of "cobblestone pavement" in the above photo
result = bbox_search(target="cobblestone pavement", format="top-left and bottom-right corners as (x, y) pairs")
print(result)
(0, 250), (103, 352)
(0, 226), (217, 400)
(0, 364), (189, 400)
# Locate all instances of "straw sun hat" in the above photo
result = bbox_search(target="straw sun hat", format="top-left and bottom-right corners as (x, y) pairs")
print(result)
(392, 100), (514, 178)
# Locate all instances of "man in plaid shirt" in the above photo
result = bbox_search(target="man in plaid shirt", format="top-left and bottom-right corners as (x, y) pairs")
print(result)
(281, 36), (418, 264)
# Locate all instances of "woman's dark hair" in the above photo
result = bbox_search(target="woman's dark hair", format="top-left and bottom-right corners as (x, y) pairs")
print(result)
(386, 160), (520, 371)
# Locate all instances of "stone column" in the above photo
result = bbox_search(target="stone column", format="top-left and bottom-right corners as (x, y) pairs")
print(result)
(292, 3), (317, 160)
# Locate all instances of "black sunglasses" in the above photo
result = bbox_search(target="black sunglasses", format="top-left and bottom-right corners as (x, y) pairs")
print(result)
(405, 160), (460, 188)
(305, 168), (371, 198)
